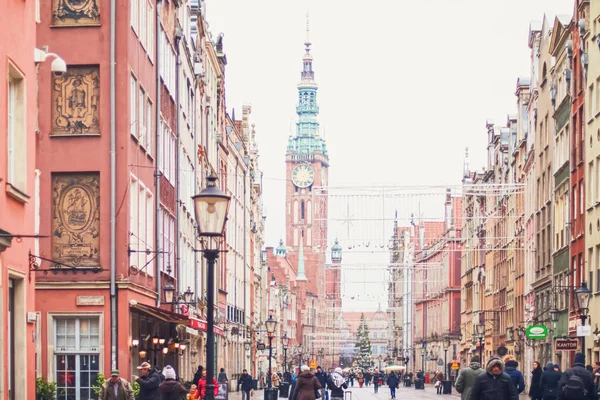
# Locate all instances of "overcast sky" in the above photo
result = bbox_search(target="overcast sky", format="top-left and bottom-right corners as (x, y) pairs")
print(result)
(206, 0), (574, 310)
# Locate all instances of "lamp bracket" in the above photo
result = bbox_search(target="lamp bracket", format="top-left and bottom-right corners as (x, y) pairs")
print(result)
(29, 251), (103, 282)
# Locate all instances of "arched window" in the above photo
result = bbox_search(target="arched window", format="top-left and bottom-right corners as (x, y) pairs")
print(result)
(542, 62), (547, 80)
(301, 201), (305, 220)
(307, 201), (312, 224)
(293, 200), (299, 223)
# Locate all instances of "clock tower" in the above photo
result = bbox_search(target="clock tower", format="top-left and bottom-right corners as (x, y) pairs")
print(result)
(285, 23), (329, 258)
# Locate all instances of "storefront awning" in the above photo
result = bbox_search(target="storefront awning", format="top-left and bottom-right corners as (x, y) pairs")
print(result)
(131, 303), (190, 324)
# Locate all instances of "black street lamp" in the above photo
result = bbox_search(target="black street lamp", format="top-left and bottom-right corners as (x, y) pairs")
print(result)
(265, 315), (278, 400)
(575, 281), (592, 353)
(475, 324), (485, 363)
(443, 336), (451, 380)
(193, 175), (231, 400)
(283, 334), (290, 374)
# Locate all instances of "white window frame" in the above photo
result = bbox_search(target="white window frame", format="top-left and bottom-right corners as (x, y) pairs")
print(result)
(130, 75), (137, 138)
(49, 314), (103, 400)
(139, 86), (146, 149)
(146, 99), (153, 154)
(130, 0), (138, 33)
(6, 64), (27, 198)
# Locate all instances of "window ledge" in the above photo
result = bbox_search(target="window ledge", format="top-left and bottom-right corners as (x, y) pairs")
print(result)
(6, 183), (30, 204)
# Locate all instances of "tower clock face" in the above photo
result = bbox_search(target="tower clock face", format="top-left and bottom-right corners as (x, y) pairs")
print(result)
(292, 164), (315, 188)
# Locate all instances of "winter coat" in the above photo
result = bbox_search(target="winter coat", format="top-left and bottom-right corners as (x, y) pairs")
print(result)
(558, 362), (598, 400)
(504, 361), (525, 394)
(469, 358), (517, 400)
(196, 377), (218, 399)
(99, 378), (135, 400)
(187, 390), (198, 400)
(289, 379), (297, 400)
(218, 372), (228, 383)
(529, 366), (543, 399)
(539, 363), (561, 400)
(326, 372), (348, 398)
(193, 368), (204, 386)
(138, 370), (162, 400)
(372, 373), (382, 385)
(292, 371), (321, 400)
(238, 373), (253, 392)
(315, 371), (327, 389)
(386, 373), (399, 388)
(158, 379), (188, 400)
(455, 362), (485, 400)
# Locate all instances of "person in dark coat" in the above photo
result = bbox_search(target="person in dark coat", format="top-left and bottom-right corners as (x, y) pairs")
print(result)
(386, 372), (400, 399)
(530, 361), (543, 400)
(558, 352), (598, 400)
(193, 366), (204, 386)
(539, 362), (561, 400)
(503, 355), (525, 394)
(218, 368), (228, 384)
(292, 365), (321, 400)
(326, 368), (348, 400)
(288, 370), (298, 400)
(158, 366), (188, 400)
(238, 369), (254, 400)
(315, 366), (328, 400)
(133, 362), (162, 400)
(470, 357), (518, 400)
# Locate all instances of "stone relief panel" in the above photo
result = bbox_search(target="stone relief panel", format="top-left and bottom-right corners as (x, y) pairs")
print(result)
(52, 0), (100, 26)
(51, 65), (100, 136)
(51, 173), (100, 268)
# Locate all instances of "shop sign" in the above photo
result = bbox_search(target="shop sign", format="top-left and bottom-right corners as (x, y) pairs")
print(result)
(555, 339), (579, 351)
(525, 325), (548, 339)
(189, 317), (224, 336)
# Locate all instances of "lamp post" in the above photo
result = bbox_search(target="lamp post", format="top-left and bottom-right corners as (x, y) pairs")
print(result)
(443, 336), (451, 380)
(193, 175), (231, 400)
(475, 324), (485, 363)
(575, 281), (592, 353)
(265, 316), (278, 400)
(283, 334), (290, 375)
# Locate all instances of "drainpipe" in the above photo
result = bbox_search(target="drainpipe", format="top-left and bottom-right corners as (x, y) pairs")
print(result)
(243, 165), (247, 364)
(109, 0), (117, 370)
(234, 157), (239, 374)
(175, 33), (182, 303)
(194, 92), (199, 310)
(155, 0), (163, 307)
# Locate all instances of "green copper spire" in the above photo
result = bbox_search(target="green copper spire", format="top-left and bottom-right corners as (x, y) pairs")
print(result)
(296, 237), (308, 281)
(288, 17), (328, 157)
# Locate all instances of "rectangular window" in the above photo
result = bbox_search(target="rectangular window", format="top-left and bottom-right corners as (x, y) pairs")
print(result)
(596, 159), (600, 202)
(7, 65), (27, 195)
(158, 208), (175, 275)
(54, 317), (100, 400)
(589, 162), (594, 208)
(139, 87), (146, 148)
(130, 176), (154, 275)
(147, 2), (154, 60)
(130, 75), (137, 137)
(146, 99), (153, 153)
(130, 0), (138, 32)
(139, 0), (146, 50)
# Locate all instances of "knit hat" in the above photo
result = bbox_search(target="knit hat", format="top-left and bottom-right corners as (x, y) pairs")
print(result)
(574, 352), (586, 365)
(335, 368), (343, 374)
(301, 365), (310, 372)
(545, 362), (554, 370)
(553, 364), (560, 370)
(471, 355), (480, 363)
(163, 365), (177, 380)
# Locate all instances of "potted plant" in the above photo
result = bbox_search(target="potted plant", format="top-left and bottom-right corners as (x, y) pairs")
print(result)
(36, 377), (57, 400)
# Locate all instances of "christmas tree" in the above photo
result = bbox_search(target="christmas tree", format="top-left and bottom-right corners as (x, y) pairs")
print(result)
(353, 313), (373, 369)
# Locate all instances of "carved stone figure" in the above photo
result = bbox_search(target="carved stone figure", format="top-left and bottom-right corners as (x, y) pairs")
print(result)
(52, 66), (100, 136)
(52, 0), (100, 26)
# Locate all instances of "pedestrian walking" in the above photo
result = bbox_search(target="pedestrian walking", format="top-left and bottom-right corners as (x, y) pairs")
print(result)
(503, 355), (525, 394)
(558, 352), (598, 400)
(158, 365), (187, 400)
(357, 371), (364, 388)
(530, 361), (544, 400)
(98, 369), (135, 400)
(316, 366), (328, 400)
(539, 362), (561, 400)
(238, 369), (254, 400)
(349, 373), (354, 387)
(288, 369), (298, 400)
(470, 357), (518, 400)
(415, 370), (424, 390)
(434, 371), (444, 395)
(218, 368), (229, 384)
(133, 362), (161, 400)
(326, 368), (348, 400)
(291, 365), (321, 400)
(193, 366), (204, 387)
(386, 371), (399, 399)
(196, 369), (219, 400)
(455, 355), (485, 400)
(372, 369), (381, 394)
